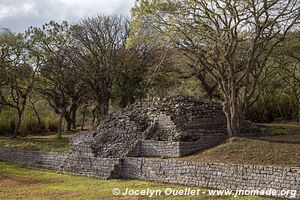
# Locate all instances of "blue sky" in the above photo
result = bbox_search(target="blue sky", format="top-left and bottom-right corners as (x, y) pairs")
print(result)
(0, 0), (135, 33)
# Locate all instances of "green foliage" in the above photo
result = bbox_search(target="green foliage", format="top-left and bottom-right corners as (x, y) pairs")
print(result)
(46, 116), (59, 132)
(0, 108), (15, 135)
(22, 119), (47, 134)
(0, 103), (58, 136)
(2, 8), (300, 137)
(247, 92), (299, 123)
(273, 129), (288, 136)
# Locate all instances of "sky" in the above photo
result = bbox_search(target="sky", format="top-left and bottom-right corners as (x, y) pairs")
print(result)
(0, 0), (135, 33)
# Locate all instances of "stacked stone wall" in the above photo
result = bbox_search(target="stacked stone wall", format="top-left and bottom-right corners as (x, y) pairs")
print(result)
(0, 148), (120, 179)
(120, 158), (300, 199)
(0, 148), (298, 198)
(128, 132), (227, 158)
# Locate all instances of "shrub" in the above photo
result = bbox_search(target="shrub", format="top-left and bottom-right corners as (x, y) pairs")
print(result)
(273, 129), (288, 136)
(23, 120), (47, 134)
(0, 109), (15, 136)
(47, 120), (58, 132)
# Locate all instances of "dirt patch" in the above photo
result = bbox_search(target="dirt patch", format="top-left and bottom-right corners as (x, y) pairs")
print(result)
(48, 191), (82, 199)
(100, 196), (227, 200)
(100, 197), (149, 200)
(0, 175), (63, 188)
(0, 176), (44, 187)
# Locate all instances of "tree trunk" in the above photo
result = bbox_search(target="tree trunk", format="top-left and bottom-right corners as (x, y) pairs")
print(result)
(223, 88), (240, 138)
(64, 109), (73, 132)
(120, 95), (129, 108)
(120, 95), (135, 108)
(81, 111), (86, 131)
(65, 116), (72, 131)
(298, 96), (300, 122)
(12, 110), (23, 138)
(223, 101), (234, 138)
(70, 104), (78, 130)
(98, 98), (109, 120)
(56, 113), (63, 139)
(223, 104), (240, 138)
(29, 99), (42, 125)
(99, 104), (108, 119)
(92, 108), (96, 126)
(230, 89), (239, 137)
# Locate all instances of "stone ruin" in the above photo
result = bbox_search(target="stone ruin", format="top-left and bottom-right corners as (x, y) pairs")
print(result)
(71, 96), (265, 158)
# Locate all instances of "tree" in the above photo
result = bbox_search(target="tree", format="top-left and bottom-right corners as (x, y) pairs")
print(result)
(28, 21), (85, 138)
(132, 0), (300, 137)
(113, 38), (170, 108)
(277, 32), (300, 121)
(71, 15), (130, 121)
(112, 49), (146, 108)
(0, 32), (37, 137)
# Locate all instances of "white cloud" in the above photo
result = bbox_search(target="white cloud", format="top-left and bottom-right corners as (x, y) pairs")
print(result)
(22, 2), (37, 14)
(0, 5), (17, 20)
(0, 0), (135, 32)
(0, 2), (37, 20)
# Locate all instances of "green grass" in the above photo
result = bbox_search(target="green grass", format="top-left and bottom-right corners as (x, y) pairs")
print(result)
(0, 162), (270, 200)
(0, 136), (70, 152)
(263, 122), (300, 135)
(273, 129), (288, 136)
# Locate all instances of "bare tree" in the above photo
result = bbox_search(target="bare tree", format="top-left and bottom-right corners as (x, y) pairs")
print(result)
(132, 0), (300, 137)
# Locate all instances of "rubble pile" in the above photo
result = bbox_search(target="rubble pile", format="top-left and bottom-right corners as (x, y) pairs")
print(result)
(78, 96), (268, 158)
(91, 96), (223, 157)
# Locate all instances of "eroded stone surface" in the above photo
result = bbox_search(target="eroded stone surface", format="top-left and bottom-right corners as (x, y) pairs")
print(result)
(90, 96), (226, 157)
(84, 96), (266, 158)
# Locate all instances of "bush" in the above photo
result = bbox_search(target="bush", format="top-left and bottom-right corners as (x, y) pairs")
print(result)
(47, 120), (58, 132)
(273, 129), (288, 136)
(0, 109), (15, 136)
(23, 120), (47, 134)
(0, 106), (59, 135)
(0, 119), (15, 136)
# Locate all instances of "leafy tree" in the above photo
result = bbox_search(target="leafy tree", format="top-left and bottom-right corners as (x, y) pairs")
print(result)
(71, 15), (130, 120)
(132, 0), (300, 137)
(28, 21), (85, 138)
(113, 36), (173, 108)
(0, 32), (37, 137)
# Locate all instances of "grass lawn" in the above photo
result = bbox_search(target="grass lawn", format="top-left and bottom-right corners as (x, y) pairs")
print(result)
(0, 162), (271, 200)
(0, 136), (70, 152)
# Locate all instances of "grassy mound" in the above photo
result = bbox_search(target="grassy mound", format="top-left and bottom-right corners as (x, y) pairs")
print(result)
(179, 138), (300, 167)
